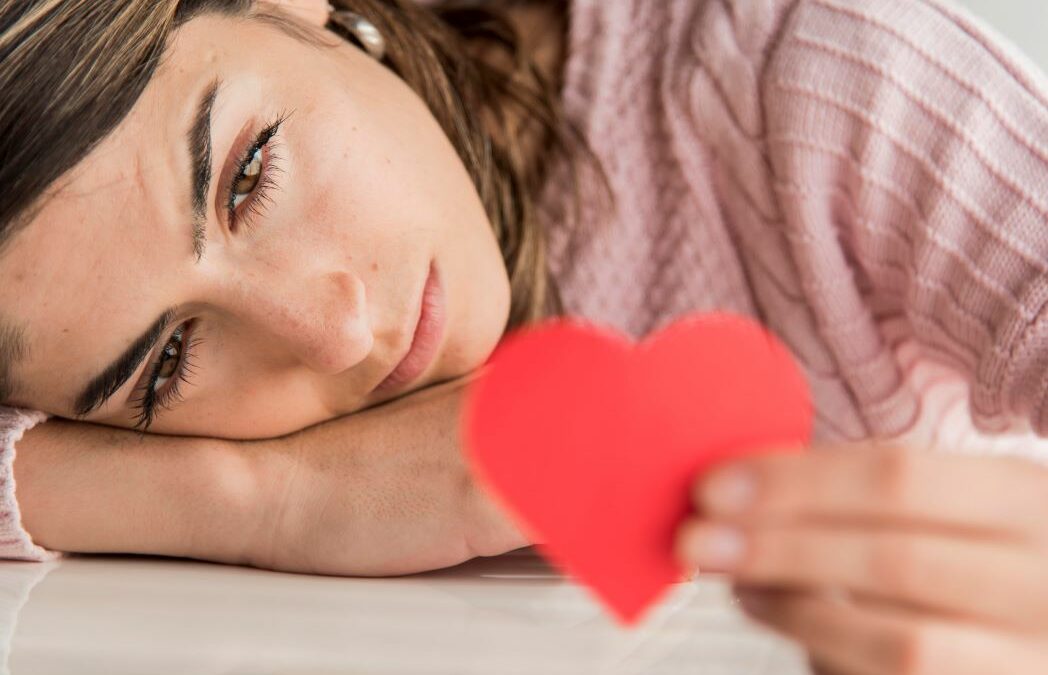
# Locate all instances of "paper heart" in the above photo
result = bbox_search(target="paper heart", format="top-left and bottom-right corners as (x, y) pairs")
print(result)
(463, 312), (811, 625)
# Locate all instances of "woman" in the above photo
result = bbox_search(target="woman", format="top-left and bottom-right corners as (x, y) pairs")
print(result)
(2, 0), (1048, 671)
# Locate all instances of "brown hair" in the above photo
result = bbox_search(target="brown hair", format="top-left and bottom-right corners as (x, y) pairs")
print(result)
(0, 0), (597, 402)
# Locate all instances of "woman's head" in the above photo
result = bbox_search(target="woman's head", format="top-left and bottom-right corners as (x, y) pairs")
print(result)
(0, 0), (570, 437)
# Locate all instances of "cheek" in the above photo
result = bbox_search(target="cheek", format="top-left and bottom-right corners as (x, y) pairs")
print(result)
(290, 125), (349, 223)
(302, 167), (344, 230)
(166, 364), (340, 439)
(303, 86), (511, 366)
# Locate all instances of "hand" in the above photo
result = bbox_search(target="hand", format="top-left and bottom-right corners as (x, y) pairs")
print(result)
(249, 376), (530, 577)
(674, 445), (1048, 674)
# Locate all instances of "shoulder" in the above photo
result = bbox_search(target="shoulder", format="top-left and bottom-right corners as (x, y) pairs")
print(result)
(761, 0), (1048, 134)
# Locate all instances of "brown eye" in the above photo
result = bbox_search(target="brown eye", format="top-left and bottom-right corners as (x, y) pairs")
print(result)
(231, 146), (263, 208)
(155, 327), (185, 385)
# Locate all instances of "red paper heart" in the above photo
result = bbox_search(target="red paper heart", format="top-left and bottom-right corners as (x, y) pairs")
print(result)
(463, 313), (811, 624)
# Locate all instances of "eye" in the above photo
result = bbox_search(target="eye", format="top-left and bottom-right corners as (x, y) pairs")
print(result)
(224, 112), (290, 230)
(231, 146), (263, 209)
(131, 321), (201, 431)
(153, 326), (186, 391)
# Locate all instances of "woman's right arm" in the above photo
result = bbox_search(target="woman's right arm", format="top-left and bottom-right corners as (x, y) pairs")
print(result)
(14, 378), (528, 576)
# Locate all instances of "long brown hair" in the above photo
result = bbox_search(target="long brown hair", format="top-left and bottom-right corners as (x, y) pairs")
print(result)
(0, 0), (595, 402)
(329, 0), (591, 326)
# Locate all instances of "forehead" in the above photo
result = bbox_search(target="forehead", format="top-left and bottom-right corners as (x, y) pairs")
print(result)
(0, 15), (267, 411)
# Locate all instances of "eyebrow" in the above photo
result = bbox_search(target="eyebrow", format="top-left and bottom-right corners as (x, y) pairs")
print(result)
(74, 308), (176, 417)
(189, 79), (221, 260)
(70, 82), (221, 417)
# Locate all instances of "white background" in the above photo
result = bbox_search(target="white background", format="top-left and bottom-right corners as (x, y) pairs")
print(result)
(957, 0), (1048, 71)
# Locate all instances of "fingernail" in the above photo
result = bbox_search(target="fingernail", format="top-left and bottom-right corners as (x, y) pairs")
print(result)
(688, 525), (745, 569)
(703, 469), (755, 514)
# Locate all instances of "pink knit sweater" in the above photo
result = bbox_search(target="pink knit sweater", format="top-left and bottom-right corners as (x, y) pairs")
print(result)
(3, 0), (1048, 561)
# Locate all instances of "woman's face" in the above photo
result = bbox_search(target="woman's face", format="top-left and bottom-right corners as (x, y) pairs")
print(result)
(0, 8), (511, 437)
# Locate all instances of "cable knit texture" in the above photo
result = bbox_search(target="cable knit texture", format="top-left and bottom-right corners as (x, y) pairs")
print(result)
(0, 409), (58, 561)
(3, 0), (1048, 561)
(541, 0), (1048, 445)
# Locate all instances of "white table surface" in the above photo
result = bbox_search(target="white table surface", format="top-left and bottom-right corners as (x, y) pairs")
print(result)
(0, 548), (809, 674)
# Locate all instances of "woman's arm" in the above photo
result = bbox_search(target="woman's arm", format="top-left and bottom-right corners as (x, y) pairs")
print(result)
(14, 378), (528, 576)
(760, 0), (1048, 435)
(686, 0), (1048, 437)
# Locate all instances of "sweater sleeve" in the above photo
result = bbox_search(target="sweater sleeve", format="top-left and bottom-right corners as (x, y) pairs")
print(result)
(761, 0), (1048, 436)
(0, 409), (58, 561)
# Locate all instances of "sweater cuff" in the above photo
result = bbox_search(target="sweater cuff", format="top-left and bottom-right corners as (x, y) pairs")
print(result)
(0, 409), (60, 562)
(966, 267), (1048, 436)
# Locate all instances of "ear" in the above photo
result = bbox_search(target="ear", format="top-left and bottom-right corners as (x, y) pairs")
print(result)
(267, 0), (330, 28)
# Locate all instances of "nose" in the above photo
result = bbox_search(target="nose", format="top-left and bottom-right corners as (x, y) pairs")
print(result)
(240, 269), (375, 374)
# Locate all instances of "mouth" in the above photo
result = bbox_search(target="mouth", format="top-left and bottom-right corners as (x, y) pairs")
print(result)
(374, 260), (446, 395)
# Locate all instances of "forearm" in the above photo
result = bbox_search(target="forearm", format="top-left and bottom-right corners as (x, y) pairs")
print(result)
(14, 419), (261, 564)
(247, 378), (527, 576)
(12, 378), (525, 575)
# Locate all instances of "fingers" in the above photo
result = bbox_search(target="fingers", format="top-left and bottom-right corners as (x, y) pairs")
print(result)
(736, 588), (1040, 675)
(695, 447), (1048, 541)
(680, 521), (1048, 629)
(691, 448), (1048, 672)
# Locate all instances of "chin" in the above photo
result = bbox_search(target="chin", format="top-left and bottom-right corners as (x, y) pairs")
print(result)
(444, 301), (511, 376)
(438, 330), (501, 379)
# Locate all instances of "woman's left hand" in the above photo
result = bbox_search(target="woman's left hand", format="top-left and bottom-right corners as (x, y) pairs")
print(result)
(675, 445), (1048, 674)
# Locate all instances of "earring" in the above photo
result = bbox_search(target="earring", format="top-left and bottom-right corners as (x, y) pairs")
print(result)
(329, 10), (387, 62)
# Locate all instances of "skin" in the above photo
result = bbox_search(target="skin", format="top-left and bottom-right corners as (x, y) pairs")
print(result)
(3, 1), (1047, 672)
(8, 0), (548, 570)
(16, 377), (530, 576)
(9, 0), (554, 572)
(0, 1), (511, 438)
(676, 446), (1048, 674)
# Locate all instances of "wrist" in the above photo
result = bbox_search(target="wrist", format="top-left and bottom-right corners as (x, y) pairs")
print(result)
(14, 421), (264, 563)
(238, 434), (307, 571)
(462, 476), (533, 557)
(178, 438), (268, 566)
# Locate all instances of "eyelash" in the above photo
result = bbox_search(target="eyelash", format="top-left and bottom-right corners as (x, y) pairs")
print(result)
(131, 322), (202, 431)
(129, 113), (294, 430)
(225, 111), (291, 231)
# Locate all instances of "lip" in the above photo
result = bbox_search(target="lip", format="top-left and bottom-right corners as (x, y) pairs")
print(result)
(374, 261), (446, 395)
